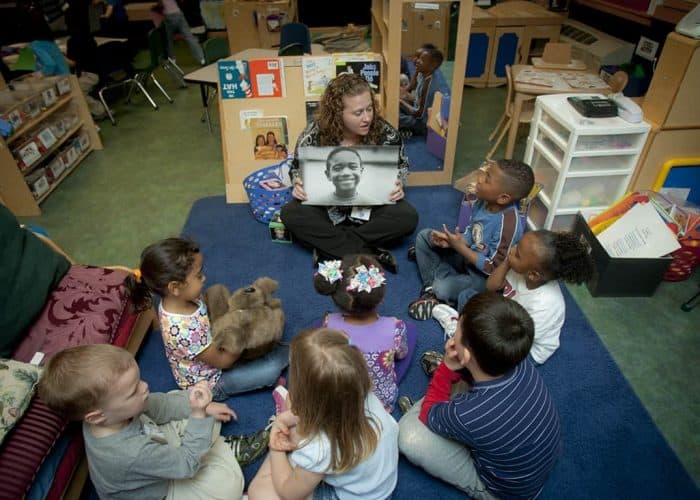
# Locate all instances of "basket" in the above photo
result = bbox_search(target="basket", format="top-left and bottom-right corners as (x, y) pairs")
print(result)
(243, 161), (293, 224)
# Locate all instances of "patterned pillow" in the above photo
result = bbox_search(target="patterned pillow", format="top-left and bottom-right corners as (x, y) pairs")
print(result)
(12, 265), (129, 363)
(0, 359), (42, 445)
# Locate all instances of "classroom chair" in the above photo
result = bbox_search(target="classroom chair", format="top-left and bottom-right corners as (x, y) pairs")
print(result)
(200, 37), (230, 131)
(278, 22), (311, 56)
(486, 65), (534, 160)
(98, 25), (174, 125)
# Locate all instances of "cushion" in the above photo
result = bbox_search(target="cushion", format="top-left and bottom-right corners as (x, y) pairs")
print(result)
(0, 205), (71, 357)
(12, 266), (130, 364)
(0, 359), (42, 446)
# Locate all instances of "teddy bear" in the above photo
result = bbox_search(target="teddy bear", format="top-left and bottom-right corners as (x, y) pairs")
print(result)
(204, 277), (284, 362)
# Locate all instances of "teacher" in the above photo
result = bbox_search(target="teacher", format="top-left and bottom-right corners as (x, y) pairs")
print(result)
(280, 73), (419, 273)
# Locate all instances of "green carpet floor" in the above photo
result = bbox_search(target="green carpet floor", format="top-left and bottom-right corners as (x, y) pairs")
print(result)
(16, 44), (699, 487)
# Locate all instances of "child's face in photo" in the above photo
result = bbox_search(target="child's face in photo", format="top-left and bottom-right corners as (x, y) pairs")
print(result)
(97, 363), (149, 424)
(508, 233), (541, 275)
(178, 252), (206, 301)
(326, 150), (363, 195)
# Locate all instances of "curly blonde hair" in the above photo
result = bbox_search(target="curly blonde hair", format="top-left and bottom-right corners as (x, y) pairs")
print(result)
(317, 73), (384, 146)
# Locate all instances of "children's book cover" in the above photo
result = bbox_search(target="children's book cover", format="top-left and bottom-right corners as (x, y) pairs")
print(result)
(250, 116), (289, 160)
(218, 60), (253, 99)
(335, 57), (381, 93)
(305, 101), (320, 126)
(248, 58), (285, 98)
(302, 56), (335, 97)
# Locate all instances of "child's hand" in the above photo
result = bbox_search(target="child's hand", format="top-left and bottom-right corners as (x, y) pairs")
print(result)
(269, 411), (299, 452)
(441, 225), (467, 250)
(206, 402), (238, 422)
(189, 381), (213, 417)
(442, 338), (463, 372)
(430, 230), (450, 248)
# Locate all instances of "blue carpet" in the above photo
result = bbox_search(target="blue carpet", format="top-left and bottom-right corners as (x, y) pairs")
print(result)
(134, 186), (698, 499)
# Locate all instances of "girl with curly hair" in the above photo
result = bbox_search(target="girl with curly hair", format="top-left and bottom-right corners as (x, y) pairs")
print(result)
(280, 73), (418, 273)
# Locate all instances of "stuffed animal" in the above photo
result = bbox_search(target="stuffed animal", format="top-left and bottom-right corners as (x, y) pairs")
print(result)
(204, 277), (284, 361)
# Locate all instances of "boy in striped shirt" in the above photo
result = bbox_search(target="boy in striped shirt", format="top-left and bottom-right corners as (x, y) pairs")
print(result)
(399, 292), (561, 499)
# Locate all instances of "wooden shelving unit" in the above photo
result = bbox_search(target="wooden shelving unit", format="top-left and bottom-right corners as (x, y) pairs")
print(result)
(371, 0), (473, 186)
(0, 75), (102, 216)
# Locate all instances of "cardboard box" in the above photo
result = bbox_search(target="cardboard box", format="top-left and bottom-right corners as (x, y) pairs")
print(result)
(573, 212), (671, 297)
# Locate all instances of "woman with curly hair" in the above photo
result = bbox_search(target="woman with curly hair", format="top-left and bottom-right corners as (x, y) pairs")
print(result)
(280, 73), (418, 273)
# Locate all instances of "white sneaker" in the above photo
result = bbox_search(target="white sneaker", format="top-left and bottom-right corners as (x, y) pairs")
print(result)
(432, 304), (459, 340)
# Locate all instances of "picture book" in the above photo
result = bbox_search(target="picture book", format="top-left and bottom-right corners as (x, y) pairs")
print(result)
(335, 58), (381, 92)
(218, 60), (253, 99)
(302, 56), (335, 97)
(248, 58), (285, 98)
(305, 101), (320, 126)
(250, 116), (289, 160)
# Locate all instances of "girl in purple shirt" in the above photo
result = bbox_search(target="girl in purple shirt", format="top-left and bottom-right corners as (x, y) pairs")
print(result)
(314, 254), (408, 411)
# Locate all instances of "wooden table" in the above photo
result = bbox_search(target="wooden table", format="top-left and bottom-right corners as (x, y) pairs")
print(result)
(506, 64), (611, 159)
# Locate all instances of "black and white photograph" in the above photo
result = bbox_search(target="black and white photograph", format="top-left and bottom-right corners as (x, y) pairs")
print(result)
(298, 145), (399, 206)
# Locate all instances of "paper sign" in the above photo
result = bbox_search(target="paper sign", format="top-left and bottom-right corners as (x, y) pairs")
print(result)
(597, 202), (681, 258)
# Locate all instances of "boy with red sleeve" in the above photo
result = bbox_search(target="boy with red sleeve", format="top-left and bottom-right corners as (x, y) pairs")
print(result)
(399, 293), (561, 499)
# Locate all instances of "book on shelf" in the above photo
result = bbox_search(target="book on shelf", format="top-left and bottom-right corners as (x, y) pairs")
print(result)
(305, 101), (320, 126)
(249, 58), (285, 98)
(302, 56), (335, 98)
(250, 116), (289, 160)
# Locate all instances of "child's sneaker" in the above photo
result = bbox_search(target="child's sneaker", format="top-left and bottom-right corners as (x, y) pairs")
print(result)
(272, 385), (288, 415)
(420, 351), (444, 377)
(408, 286), (440, 321)
(432, 304), (459, 339)
(225, 428), (270, 466)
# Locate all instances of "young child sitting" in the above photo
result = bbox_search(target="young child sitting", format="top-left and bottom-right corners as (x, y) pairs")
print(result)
(127, 237), (289, 402)
(408, 159), (534, 320)
(38, 344), (244, 499)
(399, 47), (444, 136)
(432, 230), (594, 364)
(314, 254), (408, 411)
(248, 328), (399, 500)
(399, 292), (561, 499)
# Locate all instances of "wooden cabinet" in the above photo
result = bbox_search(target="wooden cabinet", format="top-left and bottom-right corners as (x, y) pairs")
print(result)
(486, 1), (562, 86)
(464, 7), (497, 87)
(371, 0), (472, 186)
(401, 2), (450, 56)
(0, 75), (102, 216)
(223, 0), (297, 54)
(631, 32), (700, 190)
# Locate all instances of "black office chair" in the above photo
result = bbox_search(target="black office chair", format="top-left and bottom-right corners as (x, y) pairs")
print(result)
(277, 22), (311, 56)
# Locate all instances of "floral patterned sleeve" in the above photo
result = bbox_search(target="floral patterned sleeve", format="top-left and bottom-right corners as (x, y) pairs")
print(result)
(394, 319), (409, 360)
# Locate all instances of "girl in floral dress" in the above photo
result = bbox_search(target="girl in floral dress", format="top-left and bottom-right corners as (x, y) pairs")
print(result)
(313, 254), (408, 411)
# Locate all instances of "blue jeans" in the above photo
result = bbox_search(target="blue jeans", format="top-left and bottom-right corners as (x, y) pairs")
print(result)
(415, 228), (487, 307)
(163, 11), (204, 63)
(212, 343), (289, 401)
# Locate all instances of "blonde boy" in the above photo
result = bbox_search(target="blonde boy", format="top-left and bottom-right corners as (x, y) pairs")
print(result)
(39, 344), (244, 500)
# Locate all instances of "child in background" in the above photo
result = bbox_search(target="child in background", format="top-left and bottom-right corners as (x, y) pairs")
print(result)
(38, 344), (244, 499)
(431, 230), (594, 365)
(248, 328), (399, 500)
(127, 237), (289, 404)
(399, 293), (561, 499)
(408, 159), (534, 320)
(399, 47), (444, 136)
(159, 0), (205, 65)
(313, 254), (408, 411)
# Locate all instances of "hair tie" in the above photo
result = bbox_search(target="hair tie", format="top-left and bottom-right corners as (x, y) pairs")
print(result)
(317, 260), (343, 284)
(133, 268), (142, 283)
(346, 265), (385, 293)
